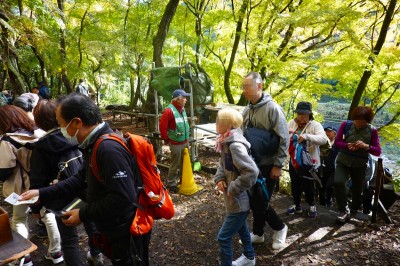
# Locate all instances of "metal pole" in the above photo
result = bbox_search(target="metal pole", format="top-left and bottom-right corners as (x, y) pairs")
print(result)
(188, 73), (197, 162)
(153, 62), (159, 132)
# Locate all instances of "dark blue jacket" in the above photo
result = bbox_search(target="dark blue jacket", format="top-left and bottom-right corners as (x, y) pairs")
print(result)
(30, 128), (83, 213)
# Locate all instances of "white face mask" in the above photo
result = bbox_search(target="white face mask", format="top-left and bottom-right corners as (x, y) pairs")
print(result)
(60, 119), (79, 145)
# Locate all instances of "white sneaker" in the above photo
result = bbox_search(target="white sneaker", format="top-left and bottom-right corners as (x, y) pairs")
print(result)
(238, 232), (264, 244)
(232, 254), (256, 266)
(272, 224), (288, 250)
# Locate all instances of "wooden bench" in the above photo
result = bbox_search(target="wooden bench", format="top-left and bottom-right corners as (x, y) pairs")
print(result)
(112, 110), (137, 124)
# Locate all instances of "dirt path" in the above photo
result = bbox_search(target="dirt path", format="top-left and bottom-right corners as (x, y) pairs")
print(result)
(2, 113), (398, 266)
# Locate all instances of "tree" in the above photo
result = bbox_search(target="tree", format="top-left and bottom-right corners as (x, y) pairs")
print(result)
(348, 0), (398, 118)
(0, 6), (26, 94)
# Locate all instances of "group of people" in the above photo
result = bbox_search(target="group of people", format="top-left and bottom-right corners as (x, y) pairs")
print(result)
(211, 72), (382, 266)
(0, 71), (382, 266)
(28, 78), (90, 101)
(1, 93), (150, 266)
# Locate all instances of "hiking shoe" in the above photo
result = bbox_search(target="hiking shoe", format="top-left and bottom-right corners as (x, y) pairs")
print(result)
(287, 204), (302, 214)
(337, 211), (351, 224)
(20, 254), (33, 266)
(45, 251), (64, 264)
(168, 186), (179, 194)
(308, 205), (317, 218)
(232, 254), (256, 266)
(238, 232), (264, 244)
(87, 251), (104, 266)
(272, 224), (288, 250)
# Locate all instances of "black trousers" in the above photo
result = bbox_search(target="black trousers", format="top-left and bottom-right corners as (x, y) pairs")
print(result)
(252, 165), (285, 236)
(289, 163), (316, 206)
(109, 232), (151, 266)
(317, 167), (335, 205)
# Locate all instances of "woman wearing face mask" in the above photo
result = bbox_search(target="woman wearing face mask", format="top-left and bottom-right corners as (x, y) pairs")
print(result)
(0, 105), (44, 266)
(334, 106), (382, 224)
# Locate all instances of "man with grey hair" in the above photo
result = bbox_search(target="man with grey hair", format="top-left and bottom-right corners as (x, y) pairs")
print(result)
(159, 89), (191, 193)
(241, 71), (290, 250)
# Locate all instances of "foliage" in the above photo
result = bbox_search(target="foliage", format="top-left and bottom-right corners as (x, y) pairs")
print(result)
(0, 0), (399, 147)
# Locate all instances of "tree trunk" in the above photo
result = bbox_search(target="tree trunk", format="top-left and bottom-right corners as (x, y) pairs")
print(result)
(348, 0), (397, 118)
(226, 0), (248, 104)
(133, 74), (141, 108)
(146, 0), (180, 132)
(0, 10), (25, 94)
(78, 9), (88, 68)
(152, 0), (180, 68)
(57, 0), (72, 93)
(31, 46), (47, 85)
(129, 69), (136, 110)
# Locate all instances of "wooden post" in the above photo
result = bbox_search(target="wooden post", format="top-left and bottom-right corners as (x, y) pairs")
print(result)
(371, 158), (383, 223)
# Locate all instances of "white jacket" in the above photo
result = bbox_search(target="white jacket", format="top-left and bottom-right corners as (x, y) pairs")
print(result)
(288, 119), (328, 167)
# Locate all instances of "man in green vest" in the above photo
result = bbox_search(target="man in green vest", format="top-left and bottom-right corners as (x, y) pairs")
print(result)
(159, 89), (191, 193)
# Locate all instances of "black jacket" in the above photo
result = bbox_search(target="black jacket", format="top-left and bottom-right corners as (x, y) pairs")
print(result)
(30, 128), (83, 213)
(39, 123), (138, 232)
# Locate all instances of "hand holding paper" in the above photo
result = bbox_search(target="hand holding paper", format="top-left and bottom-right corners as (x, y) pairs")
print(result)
(20, 189), (39, 201)
(5, 192), (39, 205)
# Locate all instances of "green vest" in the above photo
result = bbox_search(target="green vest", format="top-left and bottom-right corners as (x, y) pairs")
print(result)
(167, 104), (190, 142)
(342, 124), (373, 158)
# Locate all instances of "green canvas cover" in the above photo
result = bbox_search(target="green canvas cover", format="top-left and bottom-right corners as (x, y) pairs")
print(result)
(150, 67), (181, 100)
(181, 64), (214, 117)
(150, 63), (214, 120)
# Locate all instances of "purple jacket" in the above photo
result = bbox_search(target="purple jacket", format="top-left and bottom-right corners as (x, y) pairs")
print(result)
(334, 121), (381, 157)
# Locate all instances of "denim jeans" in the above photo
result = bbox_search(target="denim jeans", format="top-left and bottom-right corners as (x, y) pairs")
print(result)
(217, 211), (254, 266)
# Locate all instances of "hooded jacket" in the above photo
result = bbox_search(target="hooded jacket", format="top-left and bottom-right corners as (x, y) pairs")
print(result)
(29, 128), (83, 213)
(242, 93), (289, 168)
(214, 128), (258, 213)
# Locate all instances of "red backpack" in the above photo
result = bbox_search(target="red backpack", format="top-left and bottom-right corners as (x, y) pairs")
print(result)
(90, 133), (175, 236)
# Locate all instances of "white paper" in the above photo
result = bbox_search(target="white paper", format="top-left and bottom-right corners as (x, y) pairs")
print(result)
(4, 192), (38, 205)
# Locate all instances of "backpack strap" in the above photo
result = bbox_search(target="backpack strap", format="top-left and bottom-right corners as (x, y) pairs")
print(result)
(90, 133), (130, 183)
(343, 120), (352, 138)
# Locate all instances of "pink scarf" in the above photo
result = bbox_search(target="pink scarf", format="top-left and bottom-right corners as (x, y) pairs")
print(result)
(215, 130), (232, 153)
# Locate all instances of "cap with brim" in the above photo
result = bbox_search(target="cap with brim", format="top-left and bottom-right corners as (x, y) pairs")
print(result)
(294, 101), (312, 114)
(172, 89), (191, 98)
(324, 126), (337, 132)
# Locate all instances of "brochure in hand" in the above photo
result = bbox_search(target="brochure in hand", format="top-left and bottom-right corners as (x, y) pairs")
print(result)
(5, 192), (39, 205)
(47, 198), (87, 219)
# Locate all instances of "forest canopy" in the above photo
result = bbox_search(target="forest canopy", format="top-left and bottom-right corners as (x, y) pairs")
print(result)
(1, 0), (400, 145)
